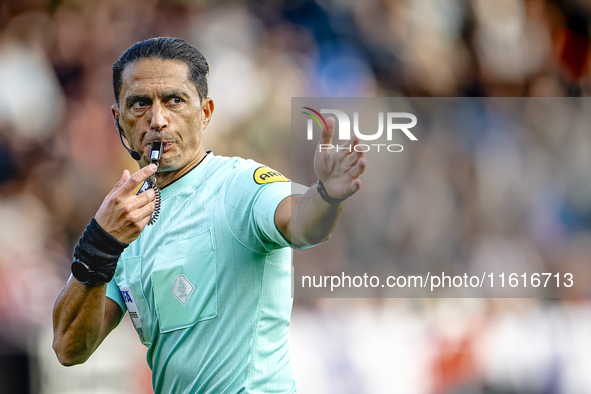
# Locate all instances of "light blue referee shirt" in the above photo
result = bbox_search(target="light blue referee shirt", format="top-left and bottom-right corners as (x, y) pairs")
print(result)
(106, 152), (308, 393)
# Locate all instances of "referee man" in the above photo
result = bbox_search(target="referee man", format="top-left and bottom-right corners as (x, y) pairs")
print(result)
(52, 37), (365, 393)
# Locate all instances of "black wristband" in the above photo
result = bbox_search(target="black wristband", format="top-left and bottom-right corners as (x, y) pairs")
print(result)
(316, 179), (346, 205)
(72, 218), (128, 284)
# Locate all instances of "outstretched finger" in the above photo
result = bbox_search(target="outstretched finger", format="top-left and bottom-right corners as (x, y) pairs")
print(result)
(340, 142), (363, 166)
(319, 116), (336, 146)
(104, 170), (130, 202)
(337, 133), (360, 156)
(347, 157), (367, 179)
(117, 164), (158, 196)
(344, 146), (364, 167)
(349, 178), (362, 194)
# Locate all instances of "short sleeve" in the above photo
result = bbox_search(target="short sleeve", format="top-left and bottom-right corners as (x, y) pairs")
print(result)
(106, 277), (127, 316)
(251, 181), (292, 248)
(252, 181), (316, 251)
(223, 160), (316, 252)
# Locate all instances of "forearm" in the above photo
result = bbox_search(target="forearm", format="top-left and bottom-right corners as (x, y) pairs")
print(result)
(51, 166), (155, 365)
(279, 115), (365, 247)
(290, 186), (345, 246)
(52, 279), (107, 366)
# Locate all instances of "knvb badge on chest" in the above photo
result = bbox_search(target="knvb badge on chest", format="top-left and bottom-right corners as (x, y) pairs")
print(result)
(172, 274), (195, 306)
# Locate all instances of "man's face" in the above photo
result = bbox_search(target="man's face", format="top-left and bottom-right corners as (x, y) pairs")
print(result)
(112, 58), (213, 171)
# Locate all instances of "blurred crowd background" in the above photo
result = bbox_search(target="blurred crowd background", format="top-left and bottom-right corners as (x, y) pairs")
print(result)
(1, 0), (591, 393)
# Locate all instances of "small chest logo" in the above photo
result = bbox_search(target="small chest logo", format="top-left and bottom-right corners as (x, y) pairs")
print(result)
(172, 274), (195, 306)
(254, 166), (289, 184)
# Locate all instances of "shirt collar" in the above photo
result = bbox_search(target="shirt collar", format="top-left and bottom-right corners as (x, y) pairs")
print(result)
(160, 151), (213, 201)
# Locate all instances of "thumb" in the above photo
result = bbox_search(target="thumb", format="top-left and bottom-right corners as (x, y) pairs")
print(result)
(104, 170), (130, 201)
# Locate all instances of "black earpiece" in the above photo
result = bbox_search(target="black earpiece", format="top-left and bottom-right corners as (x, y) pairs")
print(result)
(116, 119), (142, 161)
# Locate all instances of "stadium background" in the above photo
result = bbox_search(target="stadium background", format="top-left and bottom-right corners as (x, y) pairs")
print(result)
(1, 0), (591, 393)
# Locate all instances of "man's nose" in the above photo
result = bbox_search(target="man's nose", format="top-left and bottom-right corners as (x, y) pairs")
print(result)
(149, 103), (167, 131)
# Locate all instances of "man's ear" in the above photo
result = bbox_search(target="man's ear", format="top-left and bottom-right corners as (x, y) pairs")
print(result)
(201, 98), (214, 130)
(111, 105), (121, 130)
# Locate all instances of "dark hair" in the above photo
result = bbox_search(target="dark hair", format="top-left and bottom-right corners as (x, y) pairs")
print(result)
(112, 37), (209, 105)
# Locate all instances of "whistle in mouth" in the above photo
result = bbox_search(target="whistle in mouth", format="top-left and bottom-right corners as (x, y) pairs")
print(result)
(150, 142), (163, 164)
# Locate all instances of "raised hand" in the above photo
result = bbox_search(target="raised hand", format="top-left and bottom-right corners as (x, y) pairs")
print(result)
(314, 117), (366, 200)
(95, 164), (158, 244)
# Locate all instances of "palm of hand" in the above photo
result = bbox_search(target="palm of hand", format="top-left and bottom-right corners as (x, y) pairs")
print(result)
(314, 117), (366, 199)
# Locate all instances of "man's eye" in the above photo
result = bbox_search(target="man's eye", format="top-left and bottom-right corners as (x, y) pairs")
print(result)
(133, 101), (148, 108)
(168, 97), (183, 105)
